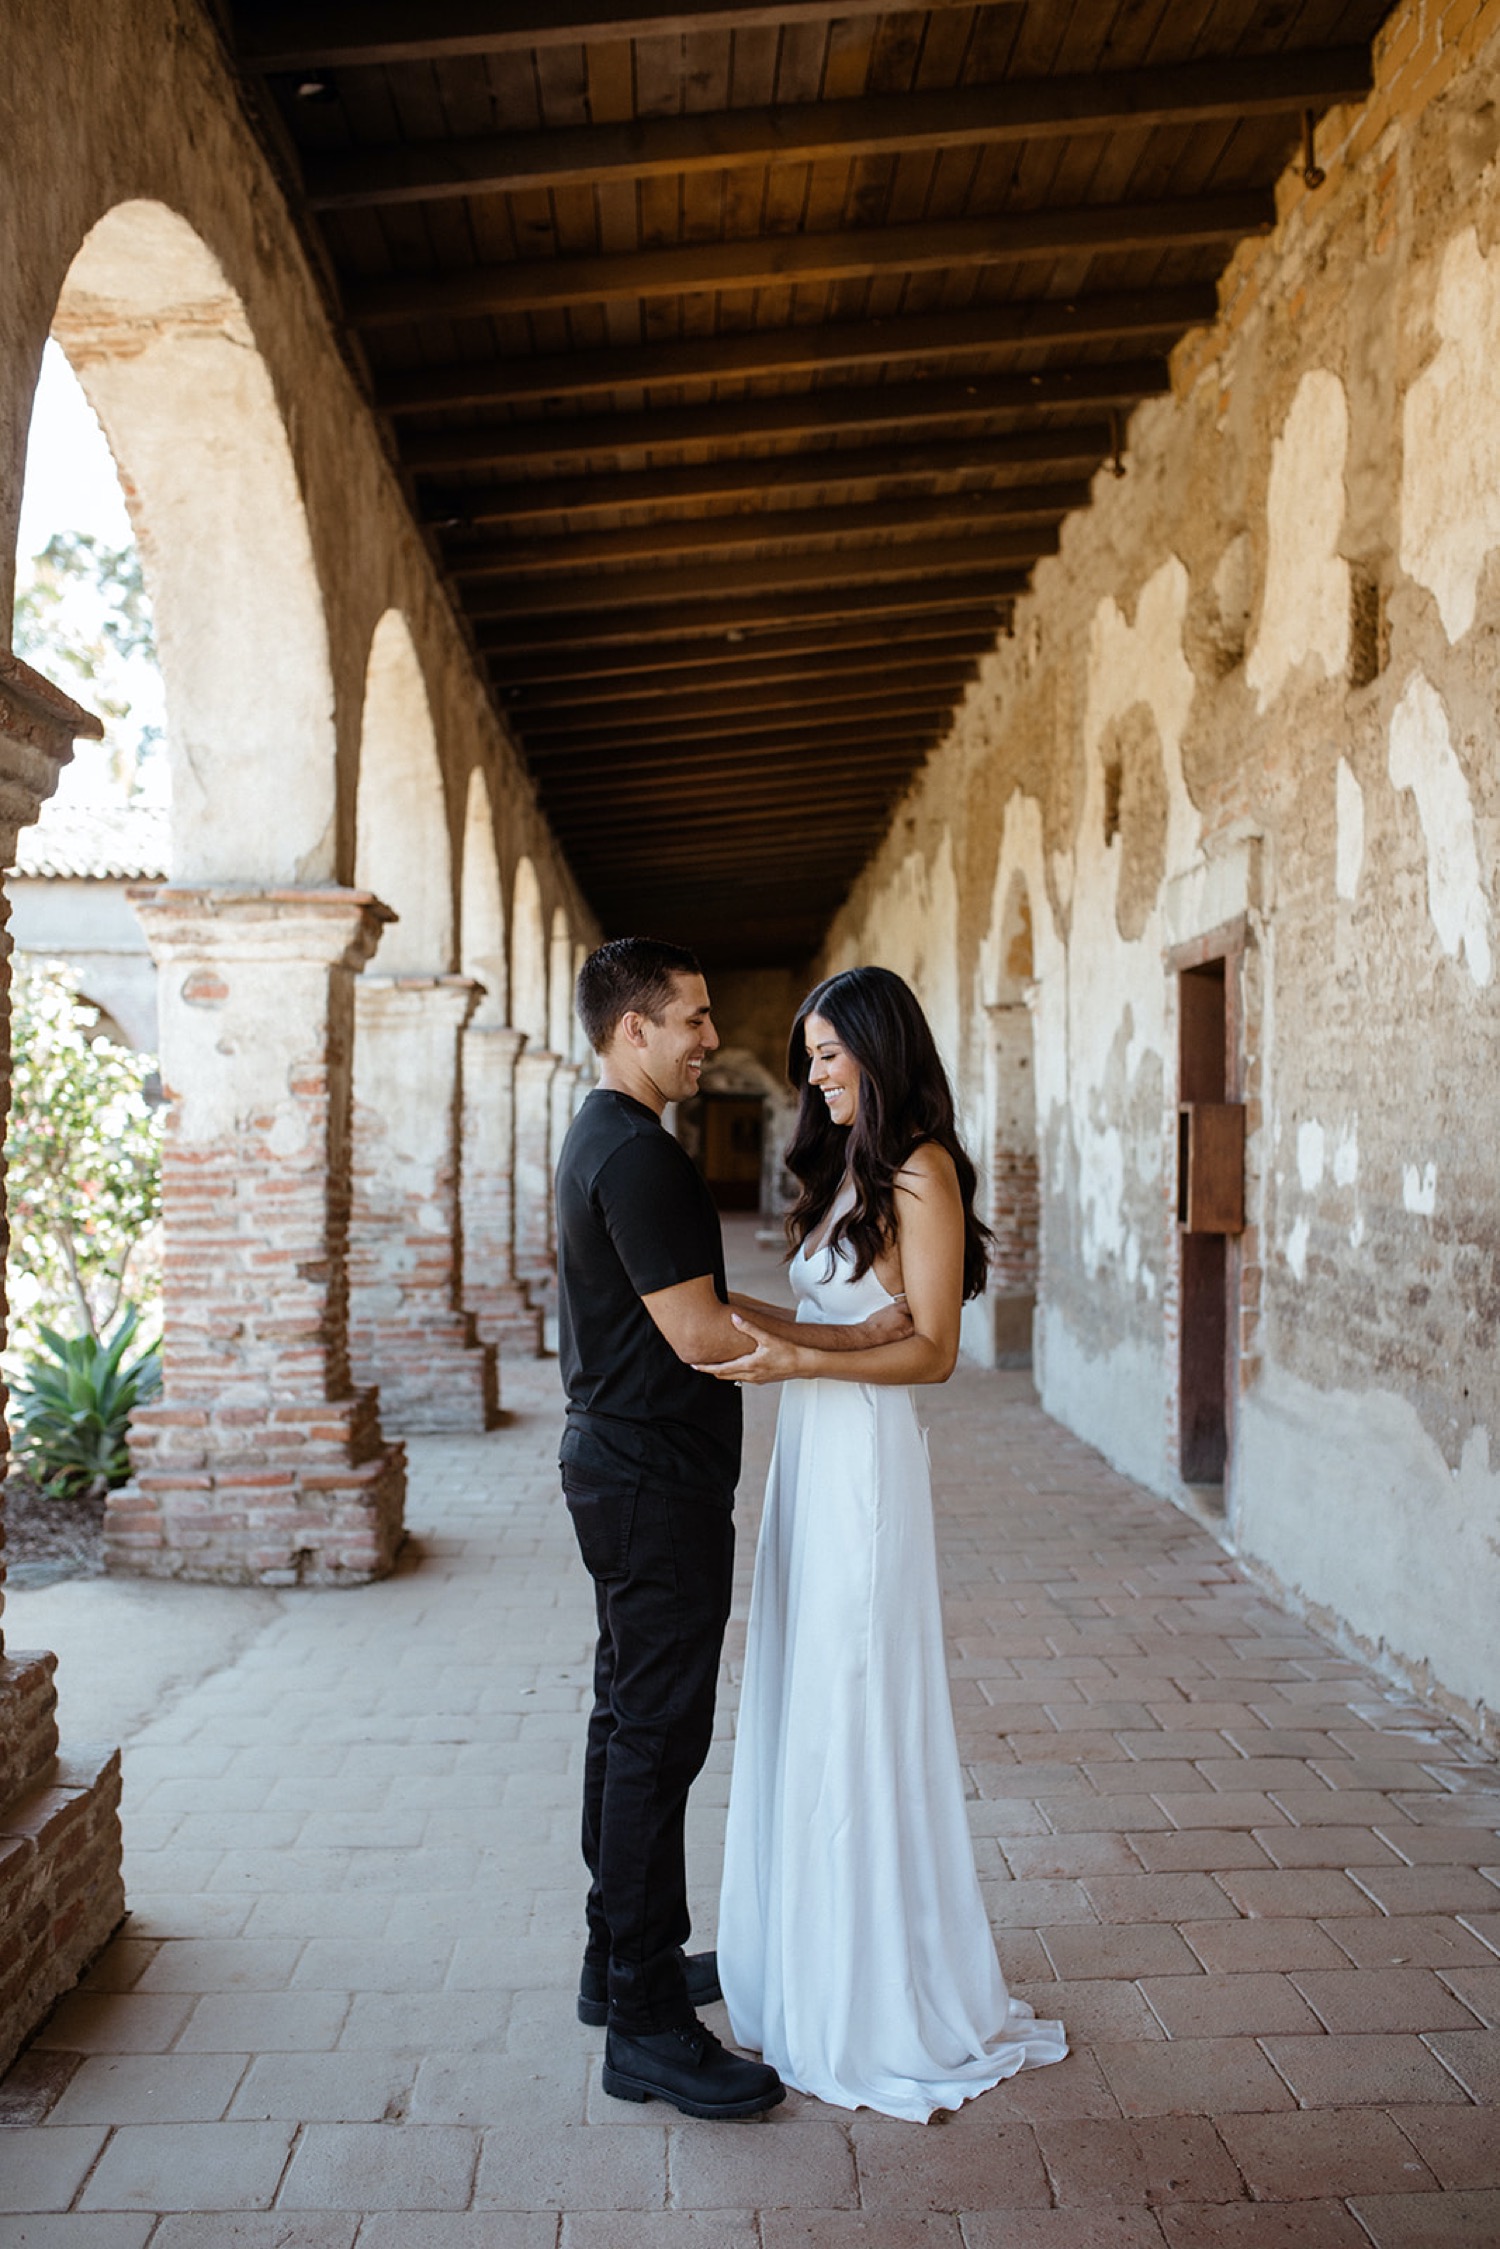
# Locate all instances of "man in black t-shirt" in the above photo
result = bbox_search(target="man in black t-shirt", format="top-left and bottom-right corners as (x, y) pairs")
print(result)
(557, 938), (901, 2122)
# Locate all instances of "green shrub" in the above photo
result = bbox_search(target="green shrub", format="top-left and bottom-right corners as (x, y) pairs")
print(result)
(6, 959), (162, 1349)
(10, 1308), (161, 1502)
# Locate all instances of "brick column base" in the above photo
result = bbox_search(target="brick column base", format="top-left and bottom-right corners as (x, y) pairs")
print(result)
(109, 887), (407, 1586)
(0, 656), (125, 2072)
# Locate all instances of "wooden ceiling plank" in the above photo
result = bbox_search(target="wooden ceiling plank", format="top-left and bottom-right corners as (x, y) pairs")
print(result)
(497, 636), (985, 703)
(452, 483), (1085, 576)
(524, 684), (965, 745)
(421, 426), (1112, 526)
(377, 284), (1211, 412)
(236, 1), (1004, 70)
(539, 755), (931, 801)
(484, 609), (1002, 678)
(345, 191), (1273, 323)
(552, 779), (916, 821)
(467, 530), (1056, 609)
(400, 360), (1169, 471)
(475, 571), (1022, 636)
(535, 730), (934, 776)
(306, 51), (1370, 209)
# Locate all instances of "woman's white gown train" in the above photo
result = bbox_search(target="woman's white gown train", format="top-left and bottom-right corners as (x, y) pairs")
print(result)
(718, 1225), (1067, 2121)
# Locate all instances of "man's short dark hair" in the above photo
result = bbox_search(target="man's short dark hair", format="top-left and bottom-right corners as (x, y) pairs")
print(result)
(575, 936), (703, 1053)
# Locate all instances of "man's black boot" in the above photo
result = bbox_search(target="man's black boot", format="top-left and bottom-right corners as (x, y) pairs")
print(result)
(577, 1948), (722, 2028)
(602, 2020), (785, 2120)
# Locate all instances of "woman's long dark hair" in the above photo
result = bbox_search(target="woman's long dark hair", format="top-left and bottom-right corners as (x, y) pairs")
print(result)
(784, 966), (993, 1302)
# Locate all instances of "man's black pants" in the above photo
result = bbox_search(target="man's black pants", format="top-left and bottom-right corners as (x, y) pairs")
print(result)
(564, 1472), (735, 2034)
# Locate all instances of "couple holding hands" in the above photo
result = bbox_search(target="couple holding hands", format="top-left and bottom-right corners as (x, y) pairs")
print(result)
(556, 938), (1066, 2124)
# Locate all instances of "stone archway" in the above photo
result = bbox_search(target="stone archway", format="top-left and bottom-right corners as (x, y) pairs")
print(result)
(348, 612), (497, 1429)
(458, 769), (540, 1353)
(44, 200), (405, 1586)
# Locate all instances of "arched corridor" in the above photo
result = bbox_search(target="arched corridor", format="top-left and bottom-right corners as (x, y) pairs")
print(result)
(3, 0), (1499, 2226)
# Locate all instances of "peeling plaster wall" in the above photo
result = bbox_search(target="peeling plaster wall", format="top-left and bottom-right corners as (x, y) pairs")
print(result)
(822, 0), (1500, 1737)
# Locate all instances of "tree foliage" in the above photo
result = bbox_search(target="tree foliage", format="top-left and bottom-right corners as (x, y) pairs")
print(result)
(11, 531), (162, 796)
(6, 960), (162, 1346)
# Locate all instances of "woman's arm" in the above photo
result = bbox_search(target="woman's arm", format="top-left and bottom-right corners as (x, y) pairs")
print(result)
(728, 1285), (911, 1355)
(696, 1144), (964, 1387)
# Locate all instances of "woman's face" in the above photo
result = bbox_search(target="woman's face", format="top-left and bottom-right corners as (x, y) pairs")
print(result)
(804, 1010), (862, 1129)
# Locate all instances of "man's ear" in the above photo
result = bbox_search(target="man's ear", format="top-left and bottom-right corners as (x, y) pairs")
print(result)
(618, 1008), (649, 1050)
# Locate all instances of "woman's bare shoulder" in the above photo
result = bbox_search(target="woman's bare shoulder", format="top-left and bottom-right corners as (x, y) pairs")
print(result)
(894, 1139), (959, 1197)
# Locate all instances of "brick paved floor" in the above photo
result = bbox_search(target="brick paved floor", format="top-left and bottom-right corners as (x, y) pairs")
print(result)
(2, 1219), (1497, 2245)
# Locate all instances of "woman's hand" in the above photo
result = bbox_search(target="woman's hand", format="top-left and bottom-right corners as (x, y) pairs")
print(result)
(858, 1297), (912, 1347)
(693, 1312), (803, 1385)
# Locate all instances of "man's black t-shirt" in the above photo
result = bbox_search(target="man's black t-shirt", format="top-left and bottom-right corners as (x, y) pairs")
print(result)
(556, 1088), (742, 1502)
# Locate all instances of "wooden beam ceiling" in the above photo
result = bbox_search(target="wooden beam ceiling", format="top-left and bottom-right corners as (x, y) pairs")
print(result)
(401, 365), (1168, 477)
(345, 196), (1273, 327)
(307, 52), (1369, 208)
(421, 429), (1112, 530)
(379, 292), (1209, 416)
(226, 0), (1388, 965)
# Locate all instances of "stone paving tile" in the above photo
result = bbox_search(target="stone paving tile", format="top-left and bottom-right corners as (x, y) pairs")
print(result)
(1156, 2203), (1369, 2244)
(847, 2111), (1048, 2210)
(47, 2053), (247, 2126)
(277, 2123), (479, 2209)
(4, 1240), (1499, 2241)
(77, 2121), (295, 2209)
(1388, 2106), (1500, 2187)
(1345, 2191), (1500, 2244)
(1091, 2038), (1296, 2117)
(0, 2125), (110, 2212)
(1033, 2115), (1244, 2205)
(1214, 2108), (1439, 2197)
(1261, 2034), (1472, 2108)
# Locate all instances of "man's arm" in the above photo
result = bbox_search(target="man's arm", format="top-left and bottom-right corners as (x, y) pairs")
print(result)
(642, 1274), (909, 1369)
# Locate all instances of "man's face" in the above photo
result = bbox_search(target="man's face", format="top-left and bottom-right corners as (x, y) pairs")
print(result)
(636, 972), (719, 1105)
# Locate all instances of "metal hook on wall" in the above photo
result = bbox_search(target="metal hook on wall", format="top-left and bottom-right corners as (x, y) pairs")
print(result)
(1301, 109), (1325, 191)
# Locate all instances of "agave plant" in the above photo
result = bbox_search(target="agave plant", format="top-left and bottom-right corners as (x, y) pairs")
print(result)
(9, 1307), (162, 1502)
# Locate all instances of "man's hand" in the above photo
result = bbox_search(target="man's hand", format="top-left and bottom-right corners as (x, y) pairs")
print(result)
(857, 1298), (914, 1348)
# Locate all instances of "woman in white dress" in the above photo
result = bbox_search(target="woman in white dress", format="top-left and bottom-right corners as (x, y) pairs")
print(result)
(699, 966), (1067, 2122)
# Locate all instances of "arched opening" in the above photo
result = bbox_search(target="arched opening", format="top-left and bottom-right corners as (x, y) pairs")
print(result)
(510, 855), (548, 1046)
(457, 771), (540, 1354)
(988, 876), (1041, 1367)
(548, 906), (574, 1058)
(348, 615), (495, 1430)
(678, 1048), (796, 1216)
(50, 200), (336, 883)
(354, 610), (451, 972)
(460, 766), (507, 1026)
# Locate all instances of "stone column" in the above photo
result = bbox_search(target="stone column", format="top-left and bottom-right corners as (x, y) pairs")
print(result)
(513, 1043), (560, 1298)
(110, 886), (407, 1586)
(460, 1021), (542, 1355)
(348, 975), (499, 1430)
(550, 1059), (584, 1174)
(0, 655), (124, 2073)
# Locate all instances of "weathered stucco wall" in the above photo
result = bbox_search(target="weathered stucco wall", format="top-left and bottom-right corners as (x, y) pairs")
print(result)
(0, 0), (593, 966)
(822, 0), (1500, 1738)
